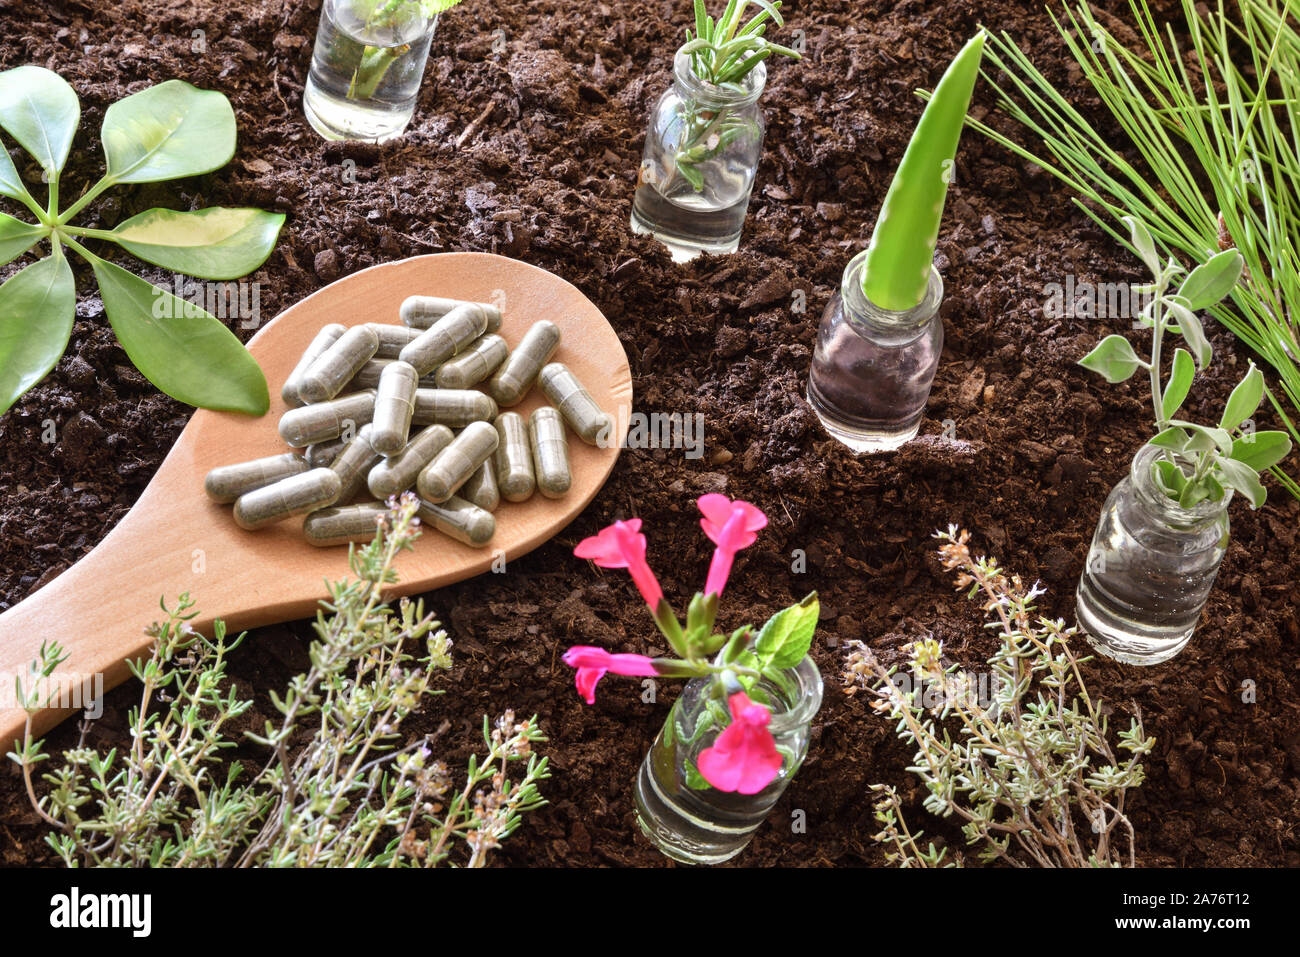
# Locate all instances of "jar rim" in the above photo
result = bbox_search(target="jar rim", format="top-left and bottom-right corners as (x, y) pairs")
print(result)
(841, 249), (944, 332)
(672, 46), (767, 107)
(1130, 442), (1233, 524)
(766, 654), (824, 733)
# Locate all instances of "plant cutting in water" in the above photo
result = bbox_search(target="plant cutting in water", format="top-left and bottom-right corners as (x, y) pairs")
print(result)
(563, 494), (820, 795)
(661, 0), (801, 193)
(0, 67), (284, 416)
(974, 0), (1300, 498)
(344, 0), (463, 101)
(844, 527), (1154, 868)
(860, 30), (985, 311)
(1080, 217), (1292, 509)
(804, 32), (984, 452)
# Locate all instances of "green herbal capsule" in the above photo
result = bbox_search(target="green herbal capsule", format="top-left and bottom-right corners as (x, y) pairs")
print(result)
(399, 303), (495, 374)
(330, 425), (382, 503)
(345, 357), (394, 392)
(400, 296), (502, 333)
(298, 325), (380, 404)
(370, 360), (419, 455)
(493, 411), (536, 503)
(460, 459), (500, 512)
(204, 452), (310, 504)
(279, 390), (377, 447)
(434, 333), (508, 389)
(529, 406), (572, 499)
(538, 362), (613, 446)
(233, 467), (342, 530)
(487, 320), (560, 406)
(303, 502), (390, 547)
(282, 323), (345, 406)
(411, 388), (498, 427)
(368, 424), (454, 499)
(417, 420), (500, 503)
(417, 495), (496, 547)
(367, 323), (424, 358)
(305, 438), (347, 469)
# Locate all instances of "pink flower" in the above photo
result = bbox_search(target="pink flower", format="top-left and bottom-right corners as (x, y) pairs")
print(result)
(697, 494), (768, 597)
(574, 519), (664, 609)
(562, 646), (659, 705)
(696, 692), (783, 794)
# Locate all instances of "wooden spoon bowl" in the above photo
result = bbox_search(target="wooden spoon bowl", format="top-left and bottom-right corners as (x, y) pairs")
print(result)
(0, 253), (632, 743)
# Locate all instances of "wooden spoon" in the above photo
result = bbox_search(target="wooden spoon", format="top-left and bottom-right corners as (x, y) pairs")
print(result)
(0, 253), (632, 744)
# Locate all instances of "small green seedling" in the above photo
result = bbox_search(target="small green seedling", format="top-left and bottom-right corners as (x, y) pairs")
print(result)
(861, 32), (985, 311)
(1080, 217), (1292, 508)
(0, 66), (284, 417)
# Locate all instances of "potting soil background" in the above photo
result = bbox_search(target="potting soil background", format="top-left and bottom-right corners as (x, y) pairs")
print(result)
(2, 0), (1298, 866)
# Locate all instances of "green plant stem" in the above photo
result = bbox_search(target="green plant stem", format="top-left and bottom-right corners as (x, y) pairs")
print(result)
(59, 225), (117, 241)
(56, 174), (115, 225)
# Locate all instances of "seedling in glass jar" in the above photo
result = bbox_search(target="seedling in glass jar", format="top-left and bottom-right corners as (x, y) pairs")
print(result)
(630, 0), (802, 259)
(1076, 216), (1292, 665)
(807, 32), (985, 451)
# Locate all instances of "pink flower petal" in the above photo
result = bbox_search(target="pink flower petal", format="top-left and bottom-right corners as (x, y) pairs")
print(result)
(696, 692), (783, 794)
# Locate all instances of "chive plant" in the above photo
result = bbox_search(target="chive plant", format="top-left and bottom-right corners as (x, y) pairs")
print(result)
(968, 0), (1300, 497)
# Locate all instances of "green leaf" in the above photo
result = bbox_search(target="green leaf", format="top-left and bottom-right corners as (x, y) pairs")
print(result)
(862, 31), (985, 310)
(0, 133), (35, 203)
(110, 207), (284, 280)
(100, 80), (236, 184)
(684, 759), (712, 790)
(1152, 458), (1187, 497)
(1219, 362), (1264, 432)
(1123, 215), (1161, 277)
(1149, 426), (1189, 453)
(0, 66), (80, 175)
(754, 592), (819, 671)
(0, 213), (46, 266)
(83, 252), (268, 414)
(1169, 419), (1233, 456)
(1215, 457), (1267, 509)
(0, 250), (76, 414)
(1230, 430), (1292, 472)
(1079, 334), (1142, 383)
(1166, 301), (1212, 368)
(1161, 348), (1195, 421)
(1178, 249), (1243, 310)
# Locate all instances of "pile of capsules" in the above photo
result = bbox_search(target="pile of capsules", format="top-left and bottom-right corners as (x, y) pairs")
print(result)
(203, 295), (613, 547)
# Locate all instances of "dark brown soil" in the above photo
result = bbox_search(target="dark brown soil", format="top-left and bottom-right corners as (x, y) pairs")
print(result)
(2, 0), (1298, 868)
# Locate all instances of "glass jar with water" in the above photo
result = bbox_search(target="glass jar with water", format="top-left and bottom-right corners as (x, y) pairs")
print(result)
(806, 249), (944, 452)
(634, 655), (822, 865)
(1077, 443), (1231, 665)
(304, 0), (439, 143)
(630, 47), (767, 261)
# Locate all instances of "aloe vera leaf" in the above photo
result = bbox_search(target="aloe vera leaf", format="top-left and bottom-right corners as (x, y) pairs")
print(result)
(861, 31), (986, 311)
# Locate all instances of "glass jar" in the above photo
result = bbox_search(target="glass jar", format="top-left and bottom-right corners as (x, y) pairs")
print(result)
(1076, 443), (1232, 665)
(303, 0), (438, 143)
(633, 655), (822, 865)
(630, 47), (767, 261)
(806, 249), (944, 452)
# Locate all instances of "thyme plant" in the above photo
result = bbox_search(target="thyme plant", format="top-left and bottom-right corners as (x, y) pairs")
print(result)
(8, 495), (549, 868)
(844, 527), (1154, 868)
(1080, 217), (1292, 508)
